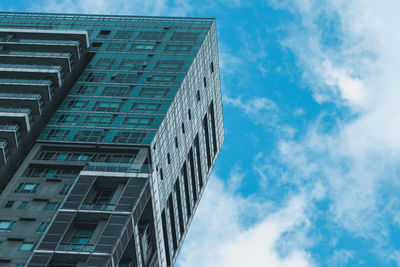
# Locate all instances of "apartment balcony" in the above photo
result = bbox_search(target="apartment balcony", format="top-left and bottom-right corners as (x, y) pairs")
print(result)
(57, 243), (94, 252)
(0, 63), (64, 88)
(0, 124), (21, 148)
(84, 162), (152, 174)
(0, 93), (43, 115)
(0, 79), (53, 101)
(0, 107), (32, 132)
(0, 38), (83, 62)
(80, 203), (116, 211)
(0, 139), (9, 164)
(0, 51), (73, 73)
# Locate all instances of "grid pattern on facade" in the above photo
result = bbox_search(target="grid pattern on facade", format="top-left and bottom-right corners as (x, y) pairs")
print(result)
(0, 12), (223, 267)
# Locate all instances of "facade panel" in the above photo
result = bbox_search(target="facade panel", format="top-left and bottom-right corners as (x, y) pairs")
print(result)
(0, 12), (223, 267)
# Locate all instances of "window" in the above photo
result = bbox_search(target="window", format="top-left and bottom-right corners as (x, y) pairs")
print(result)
(91, 42), (102, 47)
(101, 86), (131, 97)
(73, 130), (105, 143)
(122, 117), (154, 128)
(56, 114), (79, 125)
(19, 201), (28, 209)
(118, 59), (148, 70)
(71, 227), (95, 244)
(175, 137), (178, 148)
(36, 222), (50, 234)
(170, 32), (199, 41)
(75, 85), (98, 95)
(147, 75), (175, 83)
(36, 151), (58, 161)
(130, 43), (155, 51)
(35, 151), (136, 163)
(59, 184), (72, 195)
(113, 132), (146, 144)
(83, 115), (114, 127)
(92, 190), (114, 205)
(131, 103), (162, 114)
(182, 123), (185, 134)
(95, 58), (115, 69)
(91, 154), (131, 163)
(108, 154), (136, 163)
(97, 30), (111, 37)
(19, 242), (36, 251)
(114, 30), (134, 39)
(196, 90), (200, 102)
(4, 201), (14, 208)
(93, 101), (122, 112)
(46, 129), (70, 141)
(67, 100), (88, 111)
(110, 73), (138, 83)
(66, 153), (91, 161)
(167, 153), (171, 164)
(44, 202), (60, 210)
(138, 87), (169, 98)
(164, 44), (193, 52)
(210, 61), (214, 73)
(203, 77), (207, 87)
(84, 72), (106, 82)
(0, 221), (15, 232)
(188, 109), (192, 120)
(160, 168), (164, 180)
(25, 167), (80, 179)
(154, 60), (183, 71)
(15, 183), (39, 193)
(106, 42), (127, 51)
(136, 31), (164, 40)
(209, 100), (218, 155)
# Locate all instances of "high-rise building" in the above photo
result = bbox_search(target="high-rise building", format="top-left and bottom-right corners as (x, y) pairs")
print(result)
(0, 12), (223, 267)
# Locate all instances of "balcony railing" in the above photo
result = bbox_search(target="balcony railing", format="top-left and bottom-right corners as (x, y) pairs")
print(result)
(57, 243), (94, 252)
(80, 203), (116, 211)
(84, 162), (152, 173)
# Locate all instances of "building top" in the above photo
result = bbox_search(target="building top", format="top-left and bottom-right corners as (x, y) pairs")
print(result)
(0, 12), (215, 27)
(0, 12), (216, 147)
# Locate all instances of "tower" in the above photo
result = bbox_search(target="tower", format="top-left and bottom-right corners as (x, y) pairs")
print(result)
(0, 12), (223, 267)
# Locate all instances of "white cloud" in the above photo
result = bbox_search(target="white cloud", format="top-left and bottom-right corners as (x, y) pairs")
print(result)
(223, 95), (278, 115)
(218, 48), (245, 76)
(326, 249), (354, 266)
(223, 95), (299, 138)
(177, 173), (317, 267)
(266, 0), (400, 257)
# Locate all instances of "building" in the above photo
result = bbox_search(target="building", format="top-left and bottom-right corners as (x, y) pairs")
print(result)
(0, 12), (224, 267)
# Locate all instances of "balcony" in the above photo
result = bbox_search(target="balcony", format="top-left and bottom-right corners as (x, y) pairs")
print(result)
(0, 78), (53, 101)
(80, 203), (116, 211)
(0, 124), (21, 148)
(84, 162), (152, 173)
(0, 107), (32, 132)
(0, 139), (9, 164)
(0, 38), (83, 62)
(0, 63), (64, 88)
(0, 51), (73, 73)
(57, 243), (94, 252)
(0, 93), (43, 115)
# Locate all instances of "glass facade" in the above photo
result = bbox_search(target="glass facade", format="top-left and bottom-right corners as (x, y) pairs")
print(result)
(0, 12), (224, 267)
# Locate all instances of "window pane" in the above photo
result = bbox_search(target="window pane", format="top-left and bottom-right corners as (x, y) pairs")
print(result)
(19, 242), (35, 251)
(19, 202), (28, 209)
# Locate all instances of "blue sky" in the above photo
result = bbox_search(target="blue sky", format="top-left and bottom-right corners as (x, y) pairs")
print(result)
(2, 1), (400, 266)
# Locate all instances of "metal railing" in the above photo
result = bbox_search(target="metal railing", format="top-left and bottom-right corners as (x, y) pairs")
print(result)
(57, 243), (94, 252)
(84, 162), (152, 173)
(80, 203), (116, 211)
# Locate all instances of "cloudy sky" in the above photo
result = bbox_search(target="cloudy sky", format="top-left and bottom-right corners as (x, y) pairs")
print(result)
(2, 1), (400, 266)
